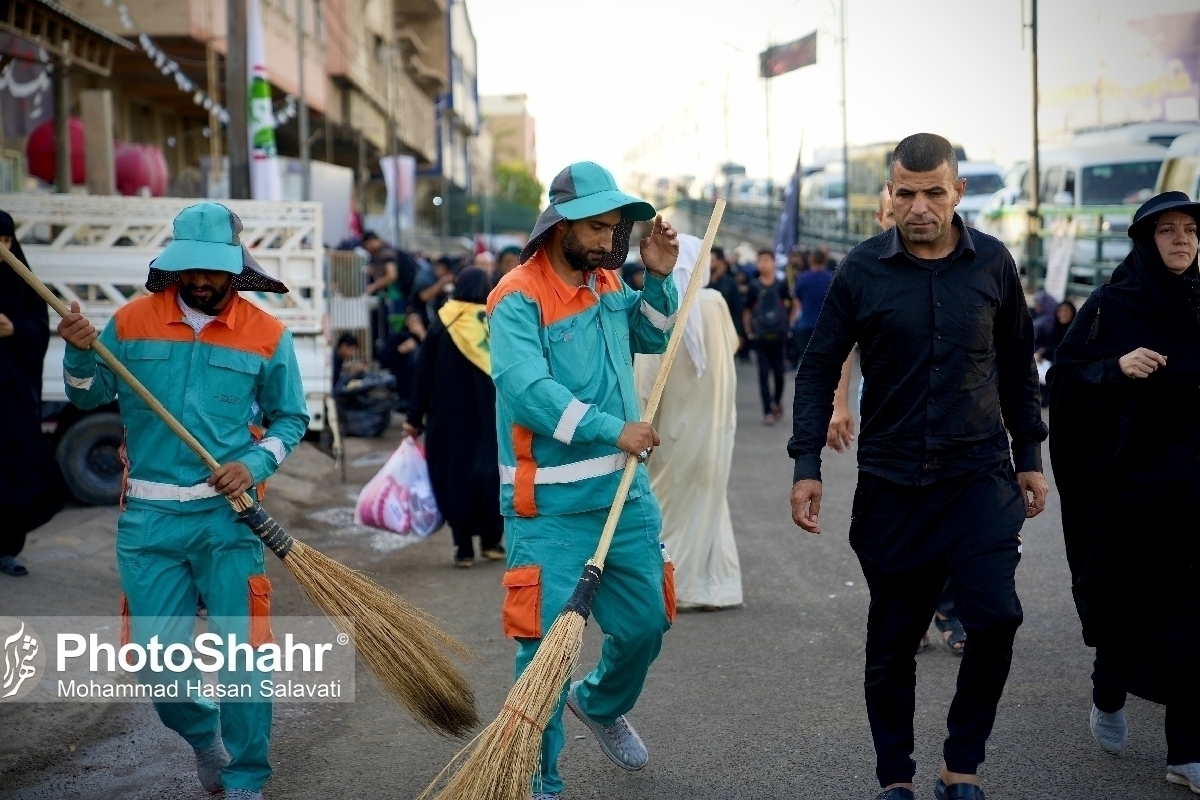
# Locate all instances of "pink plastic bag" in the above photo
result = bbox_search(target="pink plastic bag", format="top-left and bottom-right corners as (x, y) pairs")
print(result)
(354, 439), (443, 537)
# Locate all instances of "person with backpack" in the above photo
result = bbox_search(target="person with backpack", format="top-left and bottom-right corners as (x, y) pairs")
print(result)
(742, 248), (791, 424)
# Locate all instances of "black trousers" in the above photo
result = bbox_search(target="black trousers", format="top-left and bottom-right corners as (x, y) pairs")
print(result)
(754, 337), (786, 414)
(1093, 645), (1200, 765)
(850, 461), (1026, 787)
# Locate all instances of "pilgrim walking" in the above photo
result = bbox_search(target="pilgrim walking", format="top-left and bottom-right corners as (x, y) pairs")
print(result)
(788, 134), (1048, 800)
(1049, 191), (1200, 794)
(0, 211), (66, 576)
(635, 234), (742, 610)
(404, 266), (505, 568)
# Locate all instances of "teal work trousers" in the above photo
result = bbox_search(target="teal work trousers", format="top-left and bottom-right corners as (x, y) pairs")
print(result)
(505, 493), (672, 795)
(117, 504), (273, 792)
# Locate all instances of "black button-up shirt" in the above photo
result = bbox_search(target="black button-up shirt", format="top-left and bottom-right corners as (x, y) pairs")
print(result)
(788, 216), (1047, 486)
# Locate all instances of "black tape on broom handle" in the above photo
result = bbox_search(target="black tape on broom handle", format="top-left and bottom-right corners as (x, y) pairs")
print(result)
(236, 501), (296, 558)
(0, 242), (272, 529)
(586, 201), (726, 574)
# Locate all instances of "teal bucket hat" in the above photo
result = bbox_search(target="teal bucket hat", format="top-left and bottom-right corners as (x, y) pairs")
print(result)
(520, 162), (656, 268)
(147, 202), (288, 293)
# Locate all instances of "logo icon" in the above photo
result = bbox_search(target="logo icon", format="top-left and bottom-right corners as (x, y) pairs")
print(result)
(1, 618), (44, 700)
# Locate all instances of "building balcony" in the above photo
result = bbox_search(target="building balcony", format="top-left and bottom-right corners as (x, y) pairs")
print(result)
(394, 0), (445, 21)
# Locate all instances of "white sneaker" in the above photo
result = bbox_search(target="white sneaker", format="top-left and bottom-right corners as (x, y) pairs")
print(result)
(1167, 763), (1200, 794)
(566, 680), (648, 771)
(193, 738), (229, 794)
(1089, 705), (1127, 754)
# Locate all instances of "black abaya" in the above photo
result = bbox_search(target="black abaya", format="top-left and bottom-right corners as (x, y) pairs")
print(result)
(1049, 237), (1200, 707)
(406, 307), (501, 559)
(0, 215), (67, 555)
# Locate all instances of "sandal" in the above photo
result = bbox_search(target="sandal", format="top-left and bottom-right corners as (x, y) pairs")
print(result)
(933, 614), (966, 655)
(0, 556), (28, 577)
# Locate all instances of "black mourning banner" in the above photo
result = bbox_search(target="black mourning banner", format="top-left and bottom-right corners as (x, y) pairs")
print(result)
(759, 32), (818, 79)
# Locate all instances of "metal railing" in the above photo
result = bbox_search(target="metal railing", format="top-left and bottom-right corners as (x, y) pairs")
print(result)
(977, 204), (1138, 299)
(674, 197), (1136, 299)
(325, 249), (373, 361)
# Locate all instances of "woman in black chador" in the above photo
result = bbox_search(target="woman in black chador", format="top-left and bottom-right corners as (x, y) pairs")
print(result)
(0, 211), (66, 576)
(404, 267), (503, 567)
(1050, 191), (1200, 793)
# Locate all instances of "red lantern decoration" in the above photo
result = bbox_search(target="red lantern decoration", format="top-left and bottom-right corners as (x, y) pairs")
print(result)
(143, 145), (169, 197)
(114, 143), (169, 197)
(114, 143), (152, 196)
(25, 117), (86, 185)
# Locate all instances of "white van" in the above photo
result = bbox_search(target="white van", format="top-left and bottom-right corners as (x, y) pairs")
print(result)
(975, 144), (1165, 267)
(956, 161), (1005, 226)
(1072, 121), (1200, 150)
(1156, 130), (1200, 199)
(800, 166), (846, 218)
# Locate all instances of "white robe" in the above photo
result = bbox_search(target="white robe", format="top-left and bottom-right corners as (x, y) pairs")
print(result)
(635, 289), (742, 608)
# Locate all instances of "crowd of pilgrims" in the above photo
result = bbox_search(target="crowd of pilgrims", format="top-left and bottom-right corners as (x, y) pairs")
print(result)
(2, 194), (1198, 792)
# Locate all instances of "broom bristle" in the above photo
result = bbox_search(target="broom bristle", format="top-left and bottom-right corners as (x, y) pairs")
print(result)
(420, 611), (587, 800)
(283, 542), (480, 736)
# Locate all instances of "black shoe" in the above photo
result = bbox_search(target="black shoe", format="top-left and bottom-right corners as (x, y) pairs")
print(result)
(875, 789), (914, 800)
(934, 778), (985, 800)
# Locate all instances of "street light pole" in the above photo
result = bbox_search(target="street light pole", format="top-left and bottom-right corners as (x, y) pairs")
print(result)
(1026, 0), (1042, 291)
(839, 0), (850, 240)
(764, 34), (773, 206)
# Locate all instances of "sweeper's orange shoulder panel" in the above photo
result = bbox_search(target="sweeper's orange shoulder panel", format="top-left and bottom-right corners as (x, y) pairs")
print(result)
(113, 291), (193, 343)
(487, 251), (603, 327)
(200, 294), (287, 359)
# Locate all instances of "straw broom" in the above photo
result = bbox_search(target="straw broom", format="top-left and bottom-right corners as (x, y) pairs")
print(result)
(1, 244), (480, 738)
(420, 200), (726, 800)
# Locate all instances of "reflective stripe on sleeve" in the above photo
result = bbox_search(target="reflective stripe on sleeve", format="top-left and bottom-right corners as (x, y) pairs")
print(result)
(63, 370), (95, 390)
(256, 436), (287, 465)
(639, 300), (676, 331)
(551, 399), (590, 445)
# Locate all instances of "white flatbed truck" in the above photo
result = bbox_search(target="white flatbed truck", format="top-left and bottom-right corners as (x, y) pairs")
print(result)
(2, 195), (332, 505)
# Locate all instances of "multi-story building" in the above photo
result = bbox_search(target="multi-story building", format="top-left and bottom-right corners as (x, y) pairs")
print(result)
(481, 92), (535, 175)
(3, 0), (488, 244)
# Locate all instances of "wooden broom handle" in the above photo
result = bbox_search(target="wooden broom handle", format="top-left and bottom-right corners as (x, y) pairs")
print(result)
(0, 242), (253, 510)
(587, 200), (726, 572)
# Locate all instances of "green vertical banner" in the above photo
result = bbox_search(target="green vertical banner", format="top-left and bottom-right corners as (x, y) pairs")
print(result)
(247, 0), (281, 200)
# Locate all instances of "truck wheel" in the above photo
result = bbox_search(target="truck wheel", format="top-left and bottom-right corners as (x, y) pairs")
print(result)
(56, 413), (124, 506)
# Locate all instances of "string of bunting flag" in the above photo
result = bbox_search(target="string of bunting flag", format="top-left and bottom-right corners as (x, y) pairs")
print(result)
(101, 0), (299, 128)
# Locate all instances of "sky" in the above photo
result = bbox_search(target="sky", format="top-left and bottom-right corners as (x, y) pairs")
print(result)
(470, 0), (1200, 189)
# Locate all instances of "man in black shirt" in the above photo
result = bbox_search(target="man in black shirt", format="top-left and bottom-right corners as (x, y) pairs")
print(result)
(788, 134), (1048, 800)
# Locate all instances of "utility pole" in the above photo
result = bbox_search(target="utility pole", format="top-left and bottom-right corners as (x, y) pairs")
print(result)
(839, 0), (850, 240)
(206, 41), (223, 195)
(53, 52), (71, 193)
(226, 0), (251, 199)
(1026, 0), (1041, 290)
(297, 0), (310, 200)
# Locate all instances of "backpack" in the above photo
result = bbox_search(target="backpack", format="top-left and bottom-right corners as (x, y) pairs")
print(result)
(752, 281), (788, 339)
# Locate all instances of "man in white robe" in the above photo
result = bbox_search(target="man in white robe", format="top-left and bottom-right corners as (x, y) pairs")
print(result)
(635, 235), (742, 609)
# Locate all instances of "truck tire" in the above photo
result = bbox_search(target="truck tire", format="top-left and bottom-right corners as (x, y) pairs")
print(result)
(56, 412), (124, 506)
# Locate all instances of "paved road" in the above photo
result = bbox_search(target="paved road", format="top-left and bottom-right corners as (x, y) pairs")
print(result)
(1, 361), (1183, 799)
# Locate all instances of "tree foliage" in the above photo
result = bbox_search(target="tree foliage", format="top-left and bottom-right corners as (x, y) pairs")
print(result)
(494, 161), (544, 209)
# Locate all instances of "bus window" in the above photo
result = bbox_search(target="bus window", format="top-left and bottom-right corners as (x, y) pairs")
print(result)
(1160, 156), (1199, 198)
(1081, 161), (1161, 205)
(1040, 167), (1063, 202)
